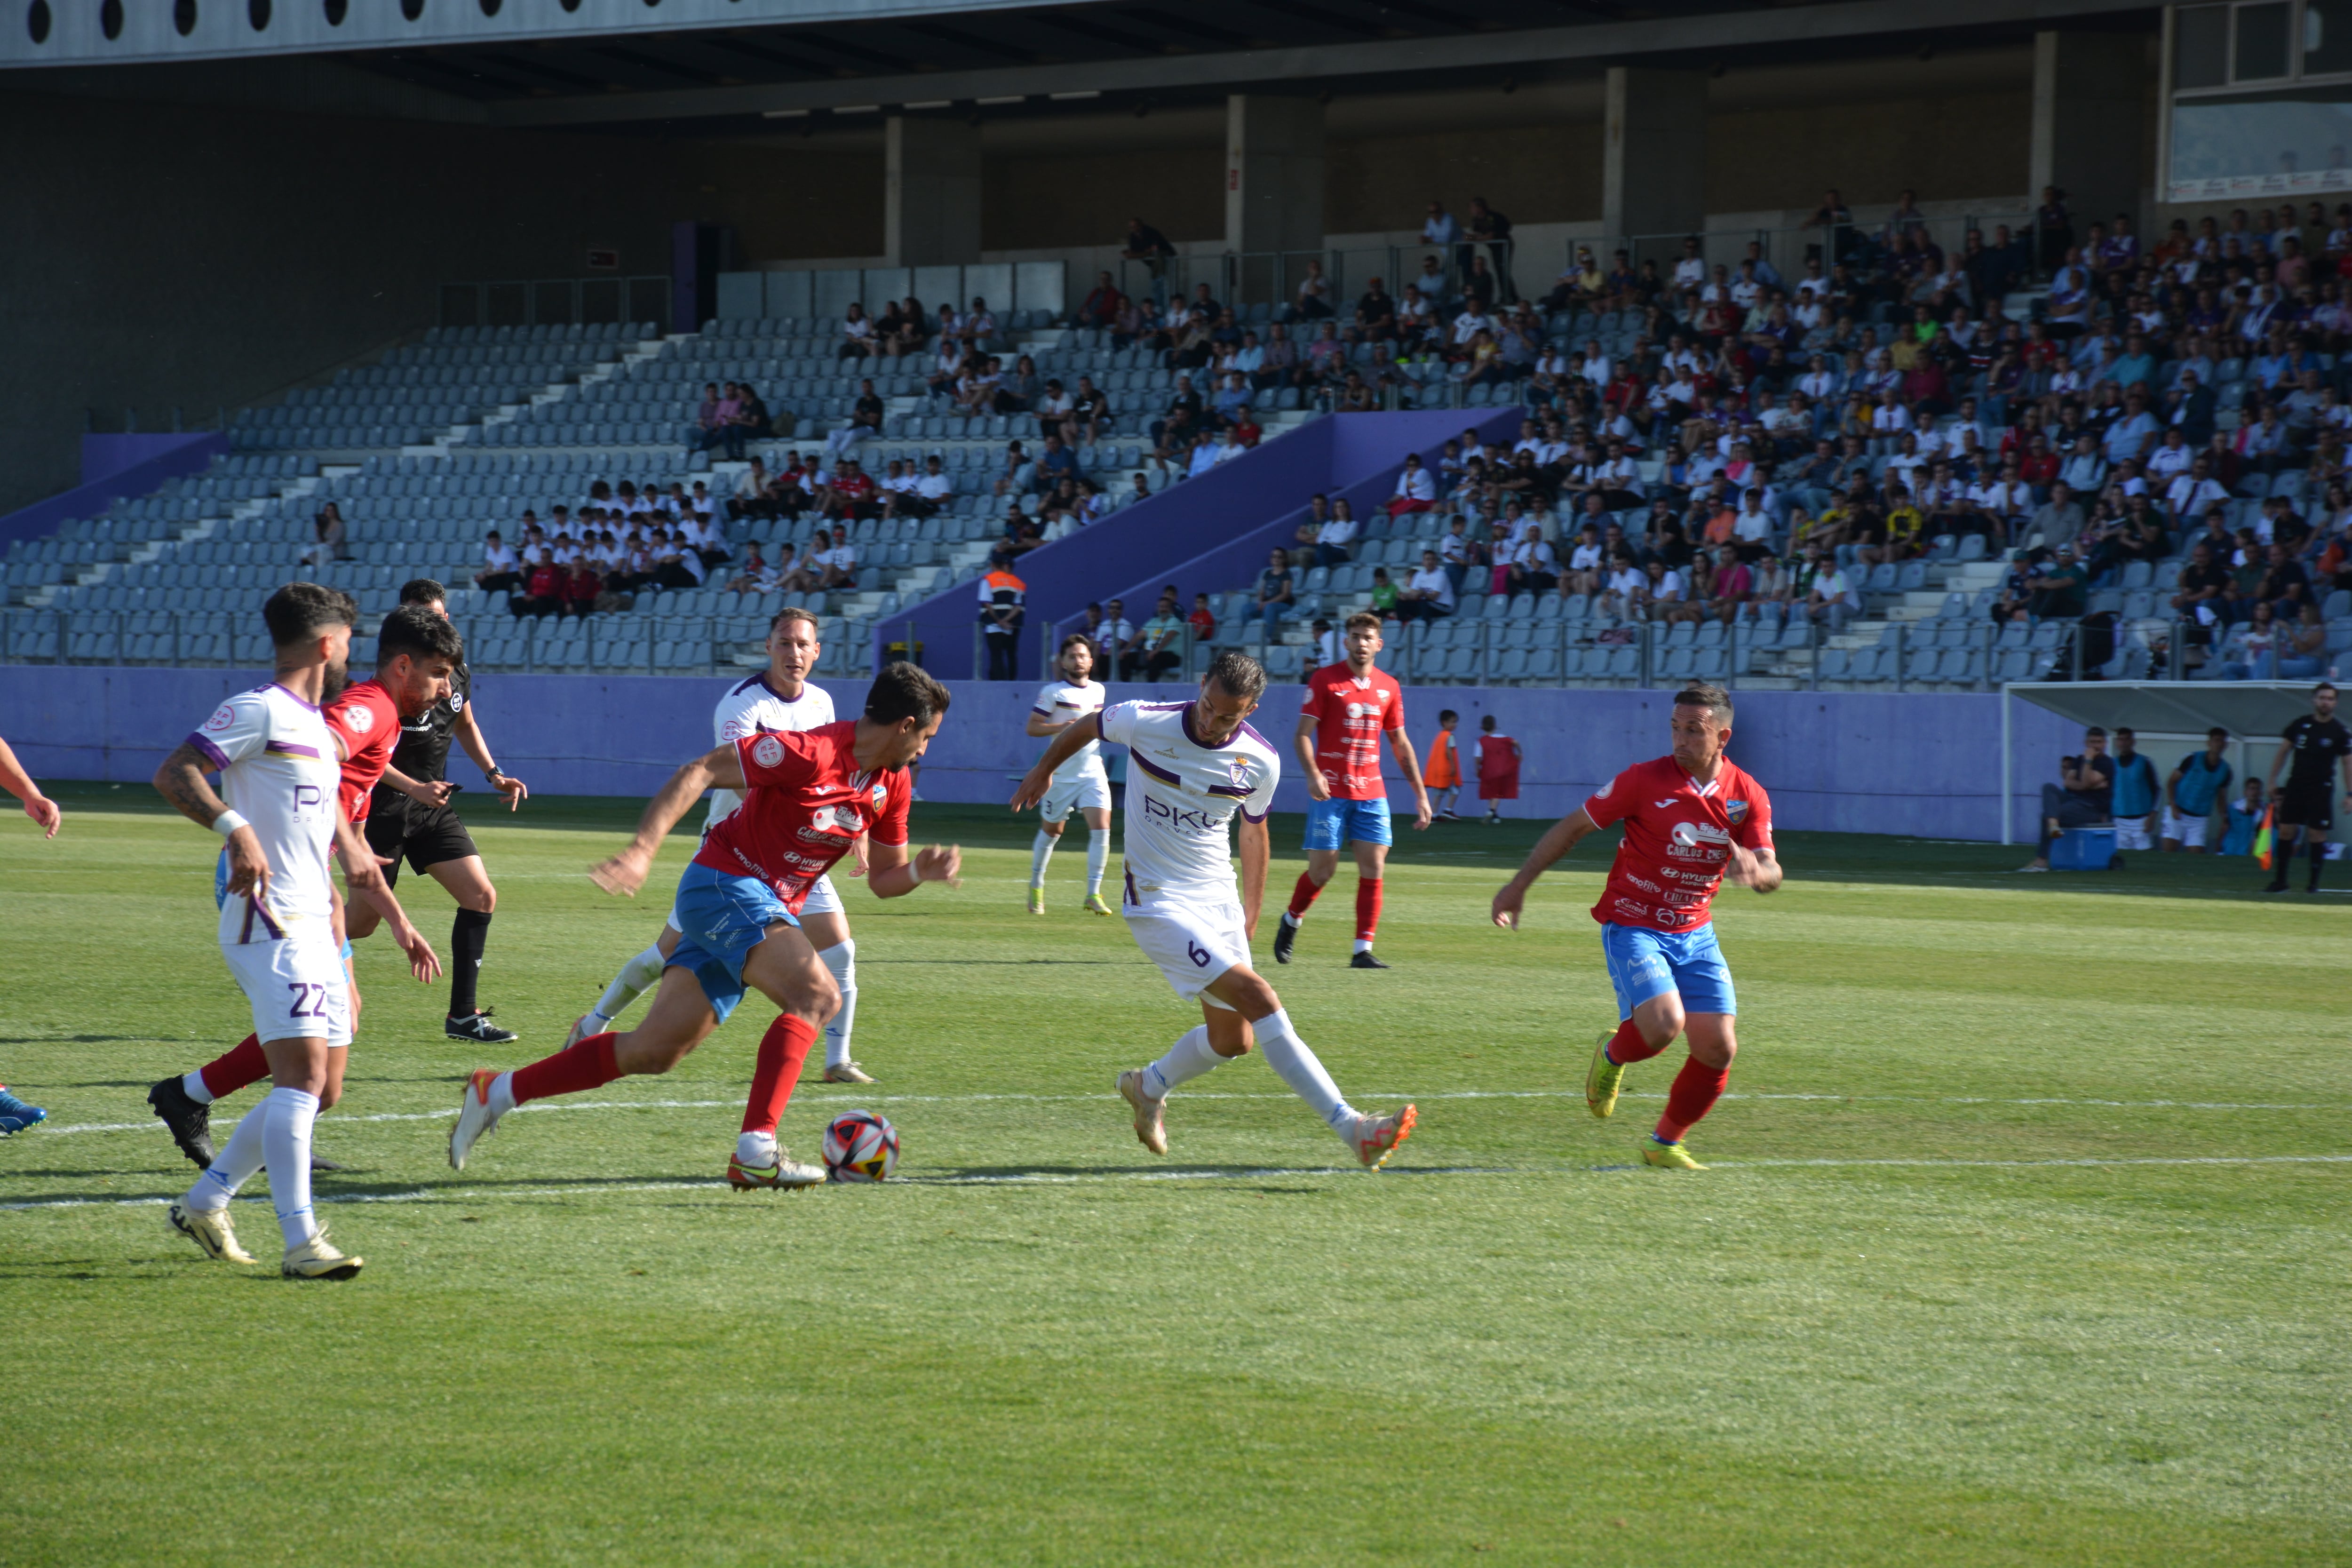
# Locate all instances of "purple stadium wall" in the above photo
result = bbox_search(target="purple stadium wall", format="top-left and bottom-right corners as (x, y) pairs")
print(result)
(0, 666), (2077, 842)
(879, 409), (1519, 685)
(0, 432), (228, 550)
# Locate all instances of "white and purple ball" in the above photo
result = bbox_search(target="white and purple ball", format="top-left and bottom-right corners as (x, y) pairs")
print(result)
(822, 1110), (899, 1182)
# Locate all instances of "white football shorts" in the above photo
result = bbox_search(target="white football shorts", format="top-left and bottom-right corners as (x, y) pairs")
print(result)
(221, 934), (353, 1049)
(1124, 897), (1250, 1009)
(1041, 772), (1112, 824)
(2114, 820), (2153, 852)
(2162, 809), (2208, 848)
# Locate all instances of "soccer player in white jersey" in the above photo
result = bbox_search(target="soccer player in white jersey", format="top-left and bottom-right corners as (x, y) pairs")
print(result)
(1024, 632), (1113, 915)
(1012, 651), (1417, 1167)
(149, 583), (409, 1279)
(568, 607), (877, 1083)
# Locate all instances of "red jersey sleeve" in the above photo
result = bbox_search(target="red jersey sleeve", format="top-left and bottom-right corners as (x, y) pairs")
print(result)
(1298, 675), (1337, 723)
(1730, 775), (1773, 850)
(1581, 763), (1642, 829)
(1379, 674), (1405, 732)
(735, 729), (820, 791)
(871, 770), (912, 847)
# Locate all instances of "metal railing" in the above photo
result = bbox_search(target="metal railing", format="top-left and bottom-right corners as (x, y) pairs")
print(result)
(437, 276), (672, 332)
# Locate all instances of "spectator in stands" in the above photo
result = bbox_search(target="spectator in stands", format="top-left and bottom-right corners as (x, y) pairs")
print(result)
(1077, 271), (1125, 329)
(1150, 376), (1204, 460)
(1314, 498), (1359, 566)
(813, 526), (858, 591)
(1398, 550), (1455, 621)
(727, 384), (768, 459)
(1096, 598), (1136, 669)
(977, 552), (1026, 681)
(964, 297), (1000, 350)
(1067, 374), (1112, 446)
(562, 558), (602, 620)
(2280, 602), (2330, 678)
(2024, 545), (2090, 618)
(2022, 727), (2115, 871)
(302, 501), (348, 569)
(1124, 594), (1187, 683)
(883, 454), (951, 521)
(1122, 217), (1176, 308)
(817, 458), (880, 522)
(1290, 259), (1335, 322)
(1802, 547), (1860, 633)
(1246, 548), (1295, 640)
(838, 302), (874, 361)
(517, 548), (562, 618)
(475, 530), (520, 595)
(1468, 197), (1515, 302)
(1188, 591), (1218, 647)
(1388, 453), (1438, 517)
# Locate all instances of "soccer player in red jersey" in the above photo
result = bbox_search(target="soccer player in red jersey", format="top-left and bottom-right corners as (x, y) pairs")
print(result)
(1274, 613), (1431, 969)
(445, 663), (963, 1189)
(1490, 684), (1780, 1170)
(146, 604), (450, 1171)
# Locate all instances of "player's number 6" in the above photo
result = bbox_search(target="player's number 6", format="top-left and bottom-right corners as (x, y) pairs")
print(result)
(1187, 940), (1211, 968)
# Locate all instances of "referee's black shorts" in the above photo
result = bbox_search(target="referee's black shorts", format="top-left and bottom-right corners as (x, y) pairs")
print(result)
(363, 797), (481, 884)
(2278, 781), (2336, 832)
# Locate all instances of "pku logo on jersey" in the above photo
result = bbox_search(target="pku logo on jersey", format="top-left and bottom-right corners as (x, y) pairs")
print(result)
(1725, 799), (1749, 825)
(1144, 793), (1214, 832)
(751, 735), (786, 769)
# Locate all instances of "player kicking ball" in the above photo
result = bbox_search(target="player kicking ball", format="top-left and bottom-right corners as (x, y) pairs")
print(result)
(1490, 683), (1779, 1171)
(1275, 613), (1430, 969)
(447, 663), (961, 1189)
(567, 608), (879, 1084)
(1024, 632), (1114, 915)
(1012, 651), (1416, 1168)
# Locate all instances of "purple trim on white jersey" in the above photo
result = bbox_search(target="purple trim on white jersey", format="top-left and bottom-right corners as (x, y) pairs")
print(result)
(1132, 754), (1182, 786)
(265, 681), (321, 713)
(186, 732), (230, 771)
(1179, 703), (1244, 751)
(266, 740), (324, 759)
(1241, 807), (1270, 823)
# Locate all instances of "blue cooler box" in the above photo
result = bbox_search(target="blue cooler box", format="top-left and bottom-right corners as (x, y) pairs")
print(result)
(2050, 826), (2119, 870)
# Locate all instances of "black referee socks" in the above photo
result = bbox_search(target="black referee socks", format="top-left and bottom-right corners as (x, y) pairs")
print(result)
(450, 907), (493, 1019)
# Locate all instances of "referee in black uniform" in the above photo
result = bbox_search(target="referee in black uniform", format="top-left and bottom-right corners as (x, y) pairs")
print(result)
(2264, 682), (2352, 894)
(350, 579), (529, 1041)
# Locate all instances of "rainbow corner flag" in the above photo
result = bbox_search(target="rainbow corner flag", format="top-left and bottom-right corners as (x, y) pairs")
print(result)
(2254, 804), (2277, 869)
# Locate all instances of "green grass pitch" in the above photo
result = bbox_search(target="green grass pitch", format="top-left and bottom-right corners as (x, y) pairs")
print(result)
(2, 784), (2346, 1567)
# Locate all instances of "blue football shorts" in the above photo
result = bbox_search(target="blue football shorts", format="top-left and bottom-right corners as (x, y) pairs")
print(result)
(1303, 796), (1392, 852)
(1601, 920), (1736, 1020)
(666, 860), (802, 1025)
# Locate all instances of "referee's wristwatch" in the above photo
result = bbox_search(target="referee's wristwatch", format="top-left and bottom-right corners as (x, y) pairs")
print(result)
(486, 767), (508, 785)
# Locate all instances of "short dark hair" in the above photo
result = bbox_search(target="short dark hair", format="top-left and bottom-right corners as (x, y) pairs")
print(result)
(377, 604), (464, 667)
(2085, 725), (2108, 739)
(2318, 682), (2339, 697)
(1058, 632), (1096, 658)
(864, 661), (952, 727)
(398, 578), (447, 607)
(262, 581), (357, 648)
(1438, 708), (1458, 723)
(1205, 650), (1266, 703)
(769, 605), (821, 638)
(1675, 684), (1734, 724)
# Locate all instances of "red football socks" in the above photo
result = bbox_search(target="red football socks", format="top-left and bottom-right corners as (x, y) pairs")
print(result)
(510, 1033), (620, 1106)
(199, 1034), (268, 1099)
(1354, 877), (1383, 943)
(740, 1015), (818, 1137)
(1606, 1016), (1668, 1065)
(1286, 872), (1324, 921)
(1655, 1055), (1729, 1144)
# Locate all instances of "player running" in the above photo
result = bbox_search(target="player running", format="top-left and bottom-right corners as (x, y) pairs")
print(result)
(146, 605), (450, 1172)
(0, 732), (61, 1136)
(567, 607), (878, 1083)
(1273, 613), (1431, 970)
(1490, 683), (1780, 1171)
(350, 578), (530, 1045)
(150, 585), (437, 1278)
(1013, 651), (1417, 1168)
(2263, 682), (2351, 894)
(446, 663), (961, 1188)
(1024, 632), (1114, 915)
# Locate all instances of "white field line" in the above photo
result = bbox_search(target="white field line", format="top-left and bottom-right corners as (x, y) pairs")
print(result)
(7, 1154), (2352, 1213)
(34, 1086), (2344, 1142)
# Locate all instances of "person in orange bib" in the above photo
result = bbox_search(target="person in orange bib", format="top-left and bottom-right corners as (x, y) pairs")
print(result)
(1426, 709), (1463, 820)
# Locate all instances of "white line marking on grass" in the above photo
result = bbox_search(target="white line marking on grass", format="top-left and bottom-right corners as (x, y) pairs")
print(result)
(8, 1155), (2351, 1214)
(38, 1087), (2340, 1143)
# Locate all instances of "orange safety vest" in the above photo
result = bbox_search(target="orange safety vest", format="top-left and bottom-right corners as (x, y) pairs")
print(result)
(1426, 729), (1460, 788)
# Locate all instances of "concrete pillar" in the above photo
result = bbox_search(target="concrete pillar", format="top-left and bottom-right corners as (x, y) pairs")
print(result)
(885, 115), (982, 268)
(2029, 31), (2148, 242)
(1601, 66), (1708, 241)
(1224, 94), (1325, 306)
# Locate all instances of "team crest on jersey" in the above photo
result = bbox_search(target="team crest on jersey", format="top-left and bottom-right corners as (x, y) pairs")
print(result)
(450, 694), (466, 712)
(205, 703), (237, 732)
(339, 704), (373, 733)
(1593, 776), (1613, 798)
(1725, 799), (1748, 825)
(751, 735), (786, 768)
(1227, 756), (1253, 788)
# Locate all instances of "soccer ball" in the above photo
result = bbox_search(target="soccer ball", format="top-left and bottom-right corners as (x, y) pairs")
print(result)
(821, 1110), (899, 1182)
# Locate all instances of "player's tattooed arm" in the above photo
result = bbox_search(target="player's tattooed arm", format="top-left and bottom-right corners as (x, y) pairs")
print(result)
(590, 744), (743, 895)
(1011, 716), (1102, 811)
(1236, 812), (1270, 941)
(1727, 843), (1783, 894)
(333, 813), (443, 980)
(155, 742), (272, 900)
(1490, 807), (1601, 929)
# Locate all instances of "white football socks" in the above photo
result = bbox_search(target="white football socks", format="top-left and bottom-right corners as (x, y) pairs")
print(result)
(591, 941), (669, 1027)
(181, 1069), (217, 1106)
(1029, 828), (1057, 888)
(185, 1099), (269, 1213)
(485, 1071), (518, 1119)
(263, 1086), (322, 1248)
(1141, 1025), (1225, 1099)
(1251, 1009), (1355, 1132)
(1352, 939), (1374, 955)
(735, 1130), (777, 1166)
(815, 939), (857, 1069)
(1086, 828), (1110, 896)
